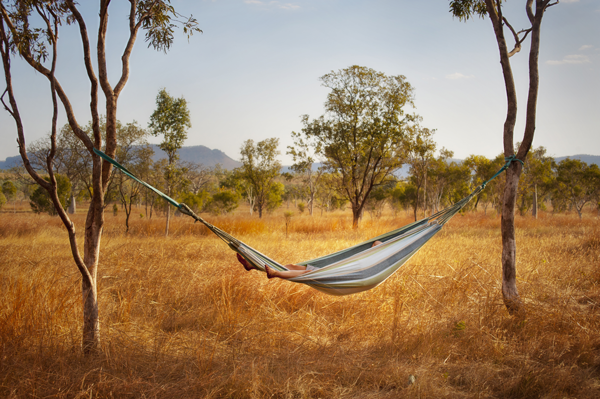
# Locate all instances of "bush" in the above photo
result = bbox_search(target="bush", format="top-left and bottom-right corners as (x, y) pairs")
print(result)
(179, 191), (210, 213)
(29, 175), (71, 215)
(0, 192), (6, 210)
(205, 191), (239, 216)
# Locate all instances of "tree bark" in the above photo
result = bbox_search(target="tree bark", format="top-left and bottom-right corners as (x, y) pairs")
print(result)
(532, 183), (538, 219)
(484, 0), (550, 315)
(165, 199), (171, 236)
(68, 192), (76, 214)
(500, 165), (523, 313)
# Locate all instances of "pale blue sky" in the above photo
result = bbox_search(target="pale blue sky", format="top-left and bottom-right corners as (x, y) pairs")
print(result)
(1, 0), (598, 164)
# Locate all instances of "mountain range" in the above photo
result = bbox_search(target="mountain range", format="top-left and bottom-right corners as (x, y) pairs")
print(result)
(0, 144), (241, 170)
(1, 146), (599, 172)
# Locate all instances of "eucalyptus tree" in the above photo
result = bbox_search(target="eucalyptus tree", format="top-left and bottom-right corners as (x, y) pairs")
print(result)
(297, 65), (415, 228)
(0, 0), (200, 353)
(553, 159), (600, 220)
(149, 88), (191, 236)
(113, 122), (153, 233)
(287, 130), (325, 216)
(2, 179), (16, 212)
(238, 138), (282, 218)
(521, 146), (553, 218)
(406, 126), (436, 221)
(449, 0), (557, 314)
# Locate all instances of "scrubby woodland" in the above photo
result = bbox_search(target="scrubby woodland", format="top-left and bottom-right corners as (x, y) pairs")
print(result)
(1, 0), (599, 397)
(1, 202), (600, 397)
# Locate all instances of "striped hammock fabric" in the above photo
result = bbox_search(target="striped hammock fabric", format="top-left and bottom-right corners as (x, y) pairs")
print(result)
(93, 147), (512, 296)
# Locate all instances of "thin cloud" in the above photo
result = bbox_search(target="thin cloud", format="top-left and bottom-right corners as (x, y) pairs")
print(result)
(244, 0), (300, 10)
(547, 54), (591, 65)
(446, 72), (474, 80)
(579, 44), (593, 51)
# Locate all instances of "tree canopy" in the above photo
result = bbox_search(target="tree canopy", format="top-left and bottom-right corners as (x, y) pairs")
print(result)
(238, 138), (282, 218)
(296, 65), (415, 228)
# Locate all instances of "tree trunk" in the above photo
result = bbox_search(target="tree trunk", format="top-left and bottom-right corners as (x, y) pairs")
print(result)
(165, 203), (171, 236)
(501, 166), (524, 314)
(68, 193), (76, 214)
(352, 207), (360, 229)
(532, 183), (538, 219)
(81, 276), (99, 353)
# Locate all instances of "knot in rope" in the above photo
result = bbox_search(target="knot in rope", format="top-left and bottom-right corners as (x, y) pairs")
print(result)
(480, 155), (524, 189)
(504, 155), (524, 167)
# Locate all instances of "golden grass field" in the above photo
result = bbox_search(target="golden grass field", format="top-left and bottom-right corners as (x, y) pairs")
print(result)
(1, 204), (599, 398)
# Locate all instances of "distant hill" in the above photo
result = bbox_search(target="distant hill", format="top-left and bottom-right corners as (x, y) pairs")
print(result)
(150, 145), (240, 169)
(0, 155), (20, 170)
(0, 145), (241, 170)
(554, 154), (600, 166)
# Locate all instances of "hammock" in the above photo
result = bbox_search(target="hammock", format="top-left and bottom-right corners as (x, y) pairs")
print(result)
(94, 148), (516, 296)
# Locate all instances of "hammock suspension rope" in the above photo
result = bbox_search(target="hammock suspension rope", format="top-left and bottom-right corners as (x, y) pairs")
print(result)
(93, 148), (518, 295)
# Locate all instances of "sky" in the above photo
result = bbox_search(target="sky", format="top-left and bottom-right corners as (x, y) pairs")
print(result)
(1, 0), (598, 165)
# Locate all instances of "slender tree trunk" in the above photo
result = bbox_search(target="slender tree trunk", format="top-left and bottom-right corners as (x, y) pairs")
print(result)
(352, 207), (360, 229)
(500, 165), (523, 314)
(485, 0), (521, 314)
(165, 202), (171, 236)
(68, 192), (76, 214)
(81, 275), (99, 352)
(532, 183), (538, 219)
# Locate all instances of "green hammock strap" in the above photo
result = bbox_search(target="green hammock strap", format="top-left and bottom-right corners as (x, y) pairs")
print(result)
(481, 155), (524, 189)
(93, 146), (514, 243)
(93, 147), (242, 249)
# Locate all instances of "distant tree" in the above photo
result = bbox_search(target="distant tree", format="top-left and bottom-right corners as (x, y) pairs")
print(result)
(0, 191), (6, 210)
(553, 159), (600, 220)
(266, 182), (285, 213)
(314, 172), (343, 215)
(391, 181), (418, 215)
(365, 184), (392, 219)
(149, 88), (191, 236)
(187, 164), (214, 194)
(178, 191), (210, 214)
(114, 122), (153, 233)
(205, 190), (240, 216)
(406, 127), (436, 221)
(297, 65), (415, 228)
(0, 0), (200, 353)
(238, 138), (282, 218)
(2, 180), (16, 212)
(425, 149), (456, 214)
(288, 130), (325, 216)
(521, 146), (554, 218)
(449, 0), (558, 314)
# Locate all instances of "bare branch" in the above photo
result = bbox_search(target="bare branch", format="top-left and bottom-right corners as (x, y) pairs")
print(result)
(526, 0), (535, 24)
(65, 0), (100, 148)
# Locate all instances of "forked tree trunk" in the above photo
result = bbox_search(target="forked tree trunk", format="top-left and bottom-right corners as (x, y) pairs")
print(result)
(484, 0), (551, 315)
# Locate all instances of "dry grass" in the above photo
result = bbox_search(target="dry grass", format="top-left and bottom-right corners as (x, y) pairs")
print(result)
(1, 206), (599, 398)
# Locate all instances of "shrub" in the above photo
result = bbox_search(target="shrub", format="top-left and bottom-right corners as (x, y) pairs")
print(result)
(29, 175), (71, 215)
(205, 190), (239, 216)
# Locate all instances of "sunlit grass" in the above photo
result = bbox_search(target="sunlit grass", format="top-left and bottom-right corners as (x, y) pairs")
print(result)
(1, 205), (599, 397)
